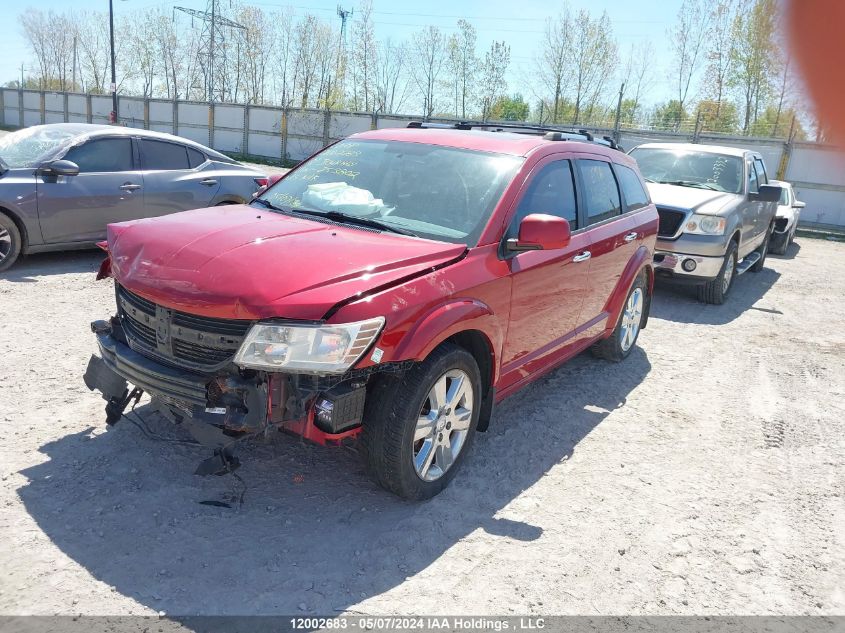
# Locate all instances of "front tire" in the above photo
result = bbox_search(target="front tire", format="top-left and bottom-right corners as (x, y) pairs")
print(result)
(698, 240), (737, 305)
(361, 343), (481, 500)
(592, 273), (647, 362)
(0, 213), (22, 273)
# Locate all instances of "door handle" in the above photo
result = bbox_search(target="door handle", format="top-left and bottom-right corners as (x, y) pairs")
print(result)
(199, 178), (218, 186)
(119, 183), (141, 191)
(623, 232), (639, 242)
(573, 251), (592, 262)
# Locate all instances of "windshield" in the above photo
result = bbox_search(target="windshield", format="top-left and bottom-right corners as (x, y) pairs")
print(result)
(258, 139), (523, 245)
(630, 148), (743, 194)
(0, 126), (79, 168)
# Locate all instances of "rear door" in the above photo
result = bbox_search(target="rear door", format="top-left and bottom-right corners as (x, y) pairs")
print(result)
(37, 136), (144, 243)
(741, 158), (764, 255)
(574, 157), (633, 326)
(500, 156), (592, 386)
(137, 138), (219, 217)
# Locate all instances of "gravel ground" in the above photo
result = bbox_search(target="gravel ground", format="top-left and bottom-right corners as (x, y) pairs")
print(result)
(0, 236), (843, 617)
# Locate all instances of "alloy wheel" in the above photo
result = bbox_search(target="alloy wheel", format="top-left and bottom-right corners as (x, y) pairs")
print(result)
(413, 369), (474, 482)
(722, 252), (736, 293)
(0, 227), (11, 264)
(620, 287), (643, 352)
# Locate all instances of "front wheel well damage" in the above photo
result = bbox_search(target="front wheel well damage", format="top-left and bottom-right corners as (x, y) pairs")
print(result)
(442, 329), (496, 432)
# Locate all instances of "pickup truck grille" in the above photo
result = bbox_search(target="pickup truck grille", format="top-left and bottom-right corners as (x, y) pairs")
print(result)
(117, 285), (253, 371)
(657, 207), (687, 238)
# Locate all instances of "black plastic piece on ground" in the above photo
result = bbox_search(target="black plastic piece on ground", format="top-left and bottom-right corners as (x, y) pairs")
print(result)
(194, 448), (241, 476)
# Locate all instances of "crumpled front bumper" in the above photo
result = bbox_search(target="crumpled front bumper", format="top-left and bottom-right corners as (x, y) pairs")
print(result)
(83, 319), (268, 445)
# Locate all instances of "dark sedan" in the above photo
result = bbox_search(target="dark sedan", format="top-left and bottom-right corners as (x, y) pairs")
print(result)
(0, 123), (267, 271)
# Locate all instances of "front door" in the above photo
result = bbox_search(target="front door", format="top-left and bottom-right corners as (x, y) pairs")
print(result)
(500, 158), (592, 390)
(37, 136), (144, 243)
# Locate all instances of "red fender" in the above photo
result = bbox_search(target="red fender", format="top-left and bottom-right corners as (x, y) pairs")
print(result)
(603, 245), (653, 335)
(392, 299), (503, 383)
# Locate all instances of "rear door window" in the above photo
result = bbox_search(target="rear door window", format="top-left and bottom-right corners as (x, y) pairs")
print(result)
(140, 139), (191, 170)
(578, 159), (621, 225)
(64, 137), (133, 173)
(615, 164), (650, 211)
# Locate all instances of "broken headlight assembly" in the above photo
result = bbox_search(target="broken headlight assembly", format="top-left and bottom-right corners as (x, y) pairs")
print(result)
(233, 317), (385, 374)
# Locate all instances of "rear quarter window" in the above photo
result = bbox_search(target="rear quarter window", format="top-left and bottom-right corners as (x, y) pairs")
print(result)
(615, 164), (650, 211)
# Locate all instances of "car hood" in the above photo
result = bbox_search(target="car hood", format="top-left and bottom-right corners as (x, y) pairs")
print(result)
(646, 182), (740, 216)
(107, 204), (466, 321)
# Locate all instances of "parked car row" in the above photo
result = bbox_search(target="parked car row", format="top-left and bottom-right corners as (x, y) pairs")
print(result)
(0, 122), (794, 499)
(0, 123), (268, 271)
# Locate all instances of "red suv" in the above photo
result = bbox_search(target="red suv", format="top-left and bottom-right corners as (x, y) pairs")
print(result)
(84, 123), (658, 499)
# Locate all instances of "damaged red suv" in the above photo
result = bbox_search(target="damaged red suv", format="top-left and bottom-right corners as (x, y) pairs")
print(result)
(84, 123), (658, 499)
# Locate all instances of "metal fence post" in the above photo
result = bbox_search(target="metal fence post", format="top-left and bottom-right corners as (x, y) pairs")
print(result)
(371, 110), (378, 130)
(208, 102), (215, 149)
(323, 109), (331, 148)
(143, 98), (150, 130)
(19, 88), (24, 128)
(243, 105), (250, 156)
(63, 92), (69, 122)
(86, 94), (92, 123)
(172, 99), (178, 135)
(281, 108), (288, 162)
(39, 90), (45, 124)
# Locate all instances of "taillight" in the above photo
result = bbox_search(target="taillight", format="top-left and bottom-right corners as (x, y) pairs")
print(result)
(254, 177), (269, 187)
(96, 240), (109, 252)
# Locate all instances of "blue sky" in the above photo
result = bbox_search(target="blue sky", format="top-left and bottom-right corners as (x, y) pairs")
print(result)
(2, 0), (684, 106)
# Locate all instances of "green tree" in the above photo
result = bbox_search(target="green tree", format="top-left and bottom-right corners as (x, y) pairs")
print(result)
(653, 100), (688, 130)
(489, 94), (530, 121)
(695, 99), (739, 133)
(729, 0), (778, 134)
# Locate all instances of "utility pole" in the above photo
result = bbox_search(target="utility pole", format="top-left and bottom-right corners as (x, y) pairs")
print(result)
(175, 2), (245, 102)
(20, 63), (24, 89)
(109, 0), (118, 122)
(336, 5), (353, 106)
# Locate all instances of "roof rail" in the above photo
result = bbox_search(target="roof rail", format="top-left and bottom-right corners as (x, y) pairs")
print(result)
(405, 120), (623, 151)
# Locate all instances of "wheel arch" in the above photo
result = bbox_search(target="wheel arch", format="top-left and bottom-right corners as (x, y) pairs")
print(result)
(604, 246), (653, 337)
(0, 205), (29, 253)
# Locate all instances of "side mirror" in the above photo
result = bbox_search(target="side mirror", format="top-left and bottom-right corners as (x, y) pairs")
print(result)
(753, 183), (782, 203)
(507, 213), (571, 252)
(39, 160), (80, 177)
(793, 200), (806, 209)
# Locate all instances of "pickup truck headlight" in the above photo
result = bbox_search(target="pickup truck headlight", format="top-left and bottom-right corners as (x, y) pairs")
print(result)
(233, 317), (385, 374)
(684, 214), (727, 235)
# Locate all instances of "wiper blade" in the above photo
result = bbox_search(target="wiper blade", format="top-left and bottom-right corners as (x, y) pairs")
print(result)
(250, 197), (285, 212)
(661, 180), (720, 191)
(291, 208), (418, 237)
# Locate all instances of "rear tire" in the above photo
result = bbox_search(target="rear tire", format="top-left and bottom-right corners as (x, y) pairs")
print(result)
(771, 231), (789, 255)
(0, 213), (22, 273)
(698, 240), (737, 305)
(361, 343), (481, 500)
(592, 272), (647, 363)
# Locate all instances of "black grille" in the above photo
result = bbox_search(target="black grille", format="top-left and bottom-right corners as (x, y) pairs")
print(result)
(657, 207), (687, 237)
(117, 285), (253, 371)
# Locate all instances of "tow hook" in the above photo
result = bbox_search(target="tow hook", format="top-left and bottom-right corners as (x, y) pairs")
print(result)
(194, 447), (241, 476)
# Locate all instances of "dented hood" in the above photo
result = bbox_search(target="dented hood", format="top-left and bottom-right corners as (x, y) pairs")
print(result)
(107, 204), (465, 320)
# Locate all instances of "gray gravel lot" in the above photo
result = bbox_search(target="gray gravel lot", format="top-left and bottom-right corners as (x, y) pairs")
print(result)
(0, 237), (843, 617)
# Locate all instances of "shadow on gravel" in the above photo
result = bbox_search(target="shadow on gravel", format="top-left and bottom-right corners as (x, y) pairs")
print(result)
(769, 240), (802, 260)
(17, 348), (650, 617)
(0, 250), (102, 283)
(650, 267), (782, 326)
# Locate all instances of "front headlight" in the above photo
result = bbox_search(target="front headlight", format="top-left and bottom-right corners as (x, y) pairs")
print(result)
(233, 317), (385, 374)
(684, 214), (727, 235)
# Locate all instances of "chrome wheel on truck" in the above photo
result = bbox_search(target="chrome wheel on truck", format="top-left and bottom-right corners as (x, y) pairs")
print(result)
(413, 369), (474, 482)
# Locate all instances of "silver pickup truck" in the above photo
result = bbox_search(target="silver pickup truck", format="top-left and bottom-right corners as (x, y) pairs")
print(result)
(628, 143), (782, 304)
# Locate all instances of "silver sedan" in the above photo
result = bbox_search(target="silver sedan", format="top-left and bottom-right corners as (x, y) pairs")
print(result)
(0, 123), (267, 271)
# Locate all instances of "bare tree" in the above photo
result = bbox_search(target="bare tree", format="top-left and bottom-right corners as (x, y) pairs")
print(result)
(446, 20), (477, 119)
(729, 0), (778, 133)
(669, 0), (712, 128)
(480, 41), (510, 121)
(410, 26), (447, 118)
(536, 10), (571, 123)
(351, 0), (377, 111)
(374, 39), (411, 114)
(703, 0), (736, 121)
(568, 9), (618, 124)
(620, 41), (655, 123)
